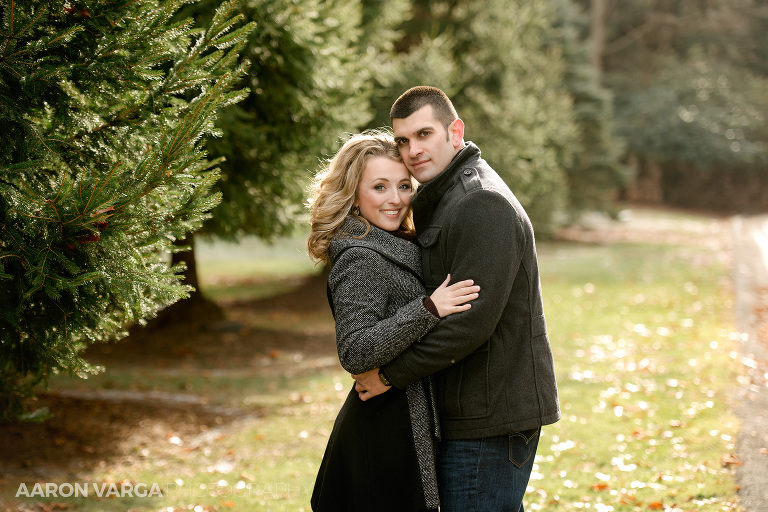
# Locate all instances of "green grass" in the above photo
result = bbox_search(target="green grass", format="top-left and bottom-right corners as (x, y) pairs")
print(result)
(4, 211), (743, 511)
(529, 239), (740, 511)
(196, 232), (321, 302)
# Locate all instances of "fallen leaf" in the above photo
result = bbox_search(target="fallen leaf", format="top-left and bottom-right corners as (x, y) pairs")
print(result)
(721, 453), (743, 468)
(618, 493), (638, 505)
(648, 501), (664, 510)
(591, 483), (609, 491)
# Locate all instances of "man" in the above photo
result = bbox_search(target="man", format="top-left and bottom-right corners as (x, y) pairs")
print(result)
(353, 86), (560, 512)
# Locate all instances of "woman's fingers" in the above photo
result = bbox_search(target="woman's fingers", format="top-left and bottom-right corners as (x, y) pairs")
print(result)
(445, 278), (474, 290)
(438, 274), (452, 288)
(449, 284), (480, 299)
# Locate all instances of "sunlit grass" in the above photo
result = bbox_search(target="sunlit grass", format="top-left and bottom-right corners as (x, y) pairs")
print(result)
(196, 231), (320, 302)
(531, 241), (741, 511)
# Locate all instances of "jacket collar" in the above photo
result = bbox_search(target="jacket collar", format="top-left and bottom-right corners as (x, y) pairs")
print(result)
(329, 217), (422, 277)
(412, 142), (481, 230)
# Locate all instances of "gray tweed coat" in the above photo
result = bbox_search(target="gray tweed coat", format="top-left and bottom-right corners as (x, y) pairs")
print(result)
(327, 216), (441, 509)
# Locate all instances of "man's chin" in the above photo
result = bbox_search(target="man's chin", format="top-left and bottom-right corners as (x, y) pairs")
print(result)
(411, 168), (437, 183)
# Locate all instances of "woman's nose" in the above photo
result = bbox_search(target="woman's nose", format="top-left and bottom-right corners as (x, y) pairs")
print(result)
(387, 190), (402, 204)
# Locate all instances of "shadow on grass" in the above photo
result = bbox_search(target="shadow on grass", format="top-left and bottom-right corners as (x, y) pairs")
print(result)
(0, 271), (333, 489)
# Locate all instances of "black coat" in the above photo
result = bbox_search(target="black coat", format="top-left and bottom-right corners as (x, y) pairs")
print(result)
(382, 142), (561, 439)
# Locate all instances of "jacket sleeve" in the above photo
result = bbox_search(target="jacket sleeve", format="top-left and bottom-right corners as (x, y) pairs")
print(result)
(329, 246), (440, 375)
(382, 189), (526, 388)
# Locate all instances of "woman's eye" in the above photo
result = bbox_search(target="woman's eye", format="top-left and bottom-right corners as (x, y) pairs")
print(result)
(374, 184), (385, 191)
(399, 184), (411, 191)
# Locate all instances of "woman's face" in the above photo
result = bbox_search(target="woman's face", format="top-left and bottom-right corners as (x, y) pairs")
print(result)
(355, 156), (412, 231)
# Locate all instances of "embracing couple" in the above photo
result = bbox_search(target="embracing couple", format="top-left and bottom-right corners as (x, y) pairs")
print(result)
(307, 86), (560, 512)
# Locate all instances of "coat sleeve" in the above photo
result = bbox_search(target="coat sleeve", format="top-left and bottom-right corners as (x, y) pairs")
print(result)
(329, 246), (440, 375)
(382, 189), (527, 388)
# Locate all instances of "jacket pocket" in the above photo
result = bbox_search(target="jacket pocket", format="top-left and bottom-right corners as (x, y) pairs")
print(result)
(417, 226), (445, 288)
(438, 343), (490, 420)
(418, 225), (442, 247)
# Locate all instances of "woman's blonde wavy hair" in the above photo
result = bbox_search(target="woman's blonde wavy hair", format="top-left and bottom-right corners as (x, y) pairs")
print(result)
(306, 130), (414, 264)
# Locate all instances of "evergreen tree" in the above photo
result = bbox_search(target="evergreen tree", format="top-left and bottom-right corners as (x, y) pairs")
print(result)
(0, 0), (252, 421)
(551, 0), (628, 218)
(199, 0), (372, 243)
(157, 0), (402, 312)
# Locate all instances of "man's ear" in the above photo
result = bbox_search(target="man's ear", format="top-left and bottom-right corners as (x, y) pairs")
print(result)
(450, 118), (465, 149)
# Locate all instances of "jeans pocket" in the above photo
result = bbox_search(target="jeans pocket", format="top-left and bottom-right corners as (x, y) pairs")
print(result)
(508, 428), (540, 468)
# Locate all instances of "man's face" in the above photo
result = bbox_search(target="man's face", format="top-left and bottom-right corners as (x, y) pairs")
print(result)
(393, 105), (463, 183)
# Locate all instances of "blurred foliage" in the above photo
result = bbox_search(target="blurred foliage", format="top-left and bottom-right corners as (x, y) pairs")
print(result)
(370, 0), (580, 234)
(178, 0), (666, 237)
(575, 0), (768, 208)
(178, 0), (408, 241)
(551, 0), (630, 218)
(615, 54), (768, 168)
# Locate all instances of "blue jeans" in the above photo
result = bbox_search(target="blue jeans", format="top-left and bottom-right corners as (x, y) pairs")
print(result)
(437, 428), (540, 512)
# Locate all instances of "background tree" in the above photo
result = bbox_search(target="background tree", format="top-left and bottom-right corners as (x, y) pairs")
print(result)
(576, 0), (768, 210)
(0, 0), (252, 421)
(165, 0), (408, 312)
(551, 0), (629, 218)
(370, 0), (580, 234)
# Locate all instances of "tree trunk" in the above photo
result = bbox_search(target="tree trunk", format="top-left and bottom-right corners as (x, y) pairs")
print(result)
(589, 0), (608, 73)
(172, 234), (202, 295)
(135, 233), (223, 334)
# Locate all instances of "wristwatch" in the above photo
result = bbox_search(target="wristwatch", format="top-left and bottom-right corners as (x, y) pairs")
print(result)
(378, 369), (392, 387)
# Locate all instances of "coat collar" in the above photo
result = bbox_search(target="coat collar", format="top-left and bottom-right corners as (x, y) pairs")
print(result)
(412, 141), (481, 231)
(329, 217), (422, 278)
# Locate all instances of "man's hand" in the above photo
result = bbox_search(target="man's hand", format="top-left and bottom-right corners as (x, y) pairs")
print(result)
(352, 368), (391, 401)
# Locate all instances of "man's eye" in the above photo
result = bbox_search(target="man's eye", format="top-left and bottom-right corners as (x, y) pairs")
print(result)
(396, 139), (408, 146)
(419, 131), (430, 137)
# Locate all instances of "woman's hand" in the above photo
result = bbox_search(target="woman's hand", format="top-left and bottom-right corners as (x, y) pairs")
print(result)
(430, 274), (480, 318)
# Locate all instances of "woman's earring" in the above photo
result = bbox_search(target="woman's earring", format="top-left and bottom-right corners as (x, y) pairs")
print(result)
(352, 205), (360, 217)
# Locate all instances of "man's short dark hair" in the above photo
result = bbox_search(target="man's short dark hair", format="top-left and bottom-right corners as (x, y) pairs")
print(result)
(390, 86), (458, 132)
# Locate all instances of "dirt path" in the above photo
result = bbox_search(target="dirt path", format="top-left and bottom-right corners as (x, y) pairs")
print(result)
(731, 214), (768, 511)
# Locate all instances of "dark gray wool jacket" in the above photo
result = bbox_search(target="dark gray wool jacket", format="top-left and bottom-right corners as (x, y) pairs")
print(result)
(381, 142), (561, 440)
(327, 216), (441, 509)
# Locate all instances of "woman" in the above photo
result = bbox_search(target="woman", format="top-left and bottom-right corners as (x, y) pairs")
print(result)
(306, 131), (479, 512)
